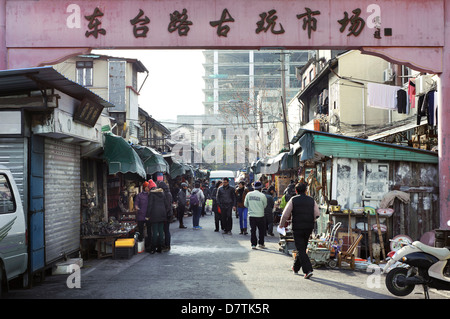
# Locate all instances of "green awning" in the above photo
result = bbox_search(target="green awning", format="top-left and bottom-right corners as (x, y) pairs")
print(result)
(184, 164), (195, 176)
(292, 129), (438, 164)
(103, 133), (146, 178)
(169, 158), (185, 178)
(132, 145), (169, 175)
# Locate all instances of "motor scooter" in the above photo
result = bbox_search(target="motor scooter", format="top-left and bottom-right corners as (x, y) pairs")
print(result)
(383, 240), (450, 299)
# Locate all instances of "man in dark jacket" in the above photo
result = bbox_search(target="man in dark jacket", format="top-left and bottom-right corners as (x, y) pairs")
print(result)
(212, 181), (222, 232)
(158, 181), (173, 251)
(279, 182), (320, 279)
(176, 183), (188, 229)
(217, 178), (236, 235)
(134, 181), (150, 243)
(262, 188), (274, 236)
(146, 180), (169, 253)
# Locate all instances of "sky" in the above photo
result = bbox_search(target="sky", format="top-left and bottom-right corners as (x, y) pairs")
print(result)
(92, 49), (205, 122)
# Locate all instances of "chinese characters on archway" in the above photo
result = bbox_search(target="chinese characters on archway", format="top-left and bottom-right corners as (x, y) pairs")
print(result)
(84, 7), (388, 40)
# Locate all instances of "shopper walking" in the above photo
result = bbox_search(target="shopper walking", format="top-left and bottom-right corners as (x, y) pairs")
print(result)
(158, 181), (173, 251)
(146, 179), (169, 254)
(244, 181), (267, 249)
(176, 183), (188, 229)
(212, 181), (222, 232)
(279, 182), (320, 279)
(134, 181), (151, 246)
(190, 182), (205, 229)
(235, 181), (249, 235)
(217, 177), (236, 235)
(262, 188), (275, 236)
(202, 182), (211, 216)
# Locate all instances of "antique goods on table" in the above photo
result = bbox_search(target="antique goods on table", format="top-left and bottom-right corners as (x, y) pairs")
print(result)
(307, 222), (341, 269)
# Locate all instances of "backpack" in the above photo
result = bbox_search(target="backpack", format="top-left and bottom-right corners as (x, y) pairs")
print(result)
(190, 190), (199, 206)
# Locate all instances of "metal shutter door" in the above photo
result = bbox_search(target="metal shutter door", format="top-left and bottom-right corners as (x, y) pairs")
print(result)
(44, 138), (80, 263)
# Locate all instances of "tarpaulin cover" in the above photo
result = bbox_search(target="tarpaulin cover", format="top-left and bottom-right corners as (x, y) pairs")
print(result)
(103, 133), (146, 178)
(132, 145), (169, 175)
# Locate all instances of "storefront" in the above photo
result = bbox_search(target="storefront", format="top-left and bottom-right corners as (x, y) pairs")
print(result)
(80, 133), (147, 257)
(0, 67), (112, 275)
(290, 128), (439, 261)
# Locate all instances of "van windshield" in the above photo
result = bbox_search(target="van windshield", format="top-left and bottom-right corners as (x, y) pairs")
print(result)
(0, 174), (16, 214)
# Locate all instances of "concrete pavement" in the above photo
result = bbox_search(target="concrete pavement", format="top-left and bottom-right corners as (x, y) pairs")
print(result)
(6, 212), (449, 300)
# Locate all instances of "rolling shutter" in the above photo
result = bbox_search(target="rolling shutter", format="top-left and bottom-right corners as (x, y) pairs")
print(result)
(44, 138), (80, 263)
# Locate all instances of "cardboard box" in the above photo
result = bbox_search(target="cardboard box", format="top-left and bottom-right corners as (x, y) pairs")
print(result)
(420, 135), (427, 143)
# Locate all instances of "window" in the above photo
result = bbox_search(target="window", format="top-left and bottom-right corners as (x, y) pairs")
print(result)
(0, 174), (16, 214)
(76, 61), (93, 86)
(401, 65), (411, 86)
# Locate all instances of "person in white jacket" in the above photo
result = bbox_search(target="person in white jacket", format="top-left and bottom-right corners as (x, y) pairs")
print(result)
(244, 181), (267, 249)
(191, 182), (205, 229)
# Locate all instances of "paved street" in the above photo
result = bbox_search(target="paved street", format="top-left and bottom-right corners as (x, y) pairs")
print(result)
(6, 213), (449, 301)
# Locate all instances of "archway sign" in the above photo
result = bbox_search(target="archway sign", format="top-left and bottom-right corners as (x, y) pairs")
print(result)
(1, 0), (449, 229)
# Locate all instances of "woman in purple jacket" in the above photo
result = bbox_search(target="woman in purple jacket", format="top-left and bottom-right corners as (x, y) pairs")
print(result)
(134, 181), (150, 243)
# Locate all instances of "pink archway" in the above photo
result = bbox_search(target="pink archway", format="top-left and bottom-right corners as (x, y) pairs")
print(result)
(1, 0), (449, 229)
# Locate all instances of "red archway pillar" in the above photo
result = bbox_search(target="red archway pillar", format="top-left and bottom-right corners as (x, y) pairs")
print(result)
(0, 0), (6, 69)
(438, 1), (450, 229)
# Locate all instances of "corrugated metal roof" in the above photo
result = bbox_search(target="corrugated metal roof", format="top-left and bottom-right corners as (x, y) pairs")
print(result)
(293, 129), (438, 164)
(0, 66), (114, 108)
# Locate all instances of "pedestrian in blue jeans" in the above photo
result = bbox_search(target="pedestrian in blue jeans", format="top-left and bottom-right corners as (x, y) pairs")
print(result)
(235, 181), (249, 234)
(190, 182), (205, 229)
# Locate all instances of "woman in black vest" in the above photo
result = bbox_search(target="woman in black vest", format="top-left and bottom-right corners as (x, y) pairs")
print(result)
(279, 183), (320, 279)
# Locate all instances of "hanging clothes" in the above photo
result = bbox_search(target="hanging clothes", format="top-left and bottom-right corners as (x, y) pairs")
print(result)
(396, 89), (407, 114)
(367, 82), (401, 110)
(408, 79), (416, 109)
(427, 90), (436, 126)
(417, 93), (427, 125)
(416, 90), (436, 126)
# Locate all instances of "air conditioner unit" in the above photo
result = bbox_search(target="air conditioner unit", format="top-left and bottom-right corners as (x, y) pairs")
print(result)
(383, 68), (393, 82)
(416, 74), (433, 95)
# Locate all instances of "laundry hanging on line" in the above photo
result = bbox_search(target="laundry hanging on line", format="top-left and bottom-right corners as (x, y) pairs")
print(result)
(417, 90), (437, 126)
(367, 82), (402, 110)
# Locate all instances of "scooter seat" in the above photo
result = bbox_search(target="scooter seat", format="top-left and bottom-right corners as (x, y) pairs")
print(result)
(414, 241), (450, 260)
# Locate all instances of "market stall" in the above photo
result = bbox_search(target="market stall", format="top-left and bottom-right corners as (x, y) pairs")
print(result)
(81, 133), (146, 259)
(286, 128), (440, 269)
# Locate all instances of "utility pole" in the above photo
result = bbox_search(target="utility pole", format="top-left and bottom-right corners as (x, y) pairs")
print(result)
(280, 51), (289, 149)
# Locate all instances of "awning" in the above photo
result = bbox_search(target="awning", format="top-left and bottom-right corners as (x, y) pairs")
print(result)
(168, 158), (185, 178)
(260, 152), (288, 174)
(281, 152), (298, 170)
(103, 133), (146, 178)
(0, 66), (114, 108)
(291, 128), (439, 164)
(132, 145), (169, 175)
(183, 164), (195, 176)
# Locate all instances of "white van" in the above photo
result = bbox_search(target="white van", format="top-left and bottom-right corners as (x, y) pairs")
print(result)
(209, 170), (236, 187)
(0, 165), (27, 295)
